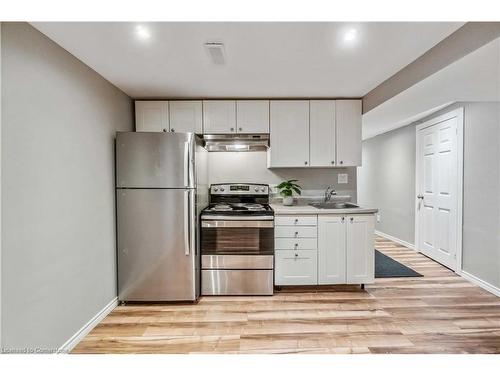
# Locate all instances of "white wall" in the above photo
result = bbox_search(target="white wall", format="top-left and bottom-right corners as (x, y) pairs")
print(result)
(208, 152), (358, 201)
(357, 124), (416, 244)
(1, 23), (133, 351)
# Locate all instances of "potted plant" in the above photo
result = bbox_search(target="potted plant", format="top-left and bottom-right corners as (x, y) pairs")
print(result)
(276, 179), (302, 206)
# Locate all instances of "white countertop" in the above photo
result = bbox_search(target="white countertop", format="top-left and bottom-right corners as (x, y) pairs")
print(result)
(270, 203), (378, 215)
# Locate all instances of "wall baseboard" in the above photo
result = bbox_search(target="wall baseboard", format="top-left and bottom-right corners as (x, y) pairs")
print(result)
(375, 230), (415, 250)
(57, 297), (118, 354)
(460, 270), (500, 298)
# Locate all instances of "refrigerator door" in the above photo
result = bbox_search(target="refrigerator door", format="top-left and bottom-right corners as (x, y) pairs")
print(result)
(117, 188), (198, 301)
(116, 132), (195, 188)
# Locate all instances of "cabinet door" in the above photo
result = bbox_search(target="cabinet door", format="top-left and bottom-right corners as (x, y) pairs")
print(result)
(269, 100), (310, 167)
(318, 216), (346, 284)
(346, 215), (375, 284)
(275, 250), (317, 285)
(203, 100), (236, 134)
(310, 100), (336, 167)
(169, 101), (203, 134)
(135, 101), (169, 132)
(236, 100), (269, 133)
(336, 100), (362, 166)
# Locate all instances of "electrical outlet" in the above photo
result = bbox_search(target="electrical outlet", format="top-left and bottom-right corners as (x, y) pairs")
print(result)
(338, 173), (348, 184)
(376, 213), (381, 223)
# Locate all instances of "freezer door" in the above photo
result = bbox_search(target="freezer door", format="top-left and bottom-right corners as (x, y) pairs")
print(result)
(116, 132), (195, 188)
(117, 188), (198, 301)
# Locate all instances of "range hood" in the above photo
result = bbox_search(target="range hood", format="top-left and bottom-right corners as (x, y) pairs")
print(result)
(203, 134), (269, 152)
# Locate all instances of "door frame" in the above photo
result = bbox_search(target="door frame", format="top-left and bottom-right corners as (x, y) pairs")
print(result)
(414, 107), (464, 273)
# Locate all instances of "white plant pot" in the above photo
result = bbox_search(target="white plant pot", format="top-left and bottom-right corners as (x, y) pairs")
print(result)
(282, 196), (294, 206)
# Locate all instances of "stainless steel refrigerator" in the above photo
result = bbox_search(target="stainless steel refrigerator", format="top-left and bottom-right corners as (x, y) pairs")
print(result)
(116, 132), (207, 302)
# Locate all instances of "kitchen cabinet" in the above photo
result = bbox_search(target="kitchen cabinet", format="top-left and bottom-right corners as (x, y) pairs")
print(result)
(203, 100), (237, 134)
(274, 214), (317, 286)
(268, 100), (310, 168)
(236, 100), (269, 133)
(275, 213), (375, 286)
(346, 215), (375, 284)
(336, 100), (362, 166)
(135, 101), (169, 132)
(318, 216), (346, 284)
(274, 250), (318, 285)
(169, 101), (203, 134)
(310, 100), (336, 167)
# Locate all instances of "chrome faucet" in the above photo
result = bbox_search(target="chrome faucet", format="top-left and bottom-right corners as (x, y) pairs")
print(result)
(324, 186), (337, 202)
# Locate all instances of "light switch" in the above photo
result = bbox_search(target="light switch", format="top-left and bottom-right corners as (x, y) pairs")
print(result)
(338, 173), (348, 184)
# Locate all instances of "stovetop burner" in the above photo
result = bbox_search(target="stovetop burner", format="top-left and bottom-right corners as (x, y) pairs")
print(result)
(201, 183), (274, 219)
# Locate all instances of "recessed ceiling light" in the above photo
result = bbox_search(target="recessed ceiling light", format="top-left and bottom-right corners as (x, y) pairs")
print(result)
(343, 28), (358, 43)
(135, 25), (151, 41)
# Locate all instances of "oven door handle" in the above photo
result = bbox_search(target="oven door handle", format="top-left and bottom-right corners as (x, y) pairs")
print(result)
(202, 220), (274, 228)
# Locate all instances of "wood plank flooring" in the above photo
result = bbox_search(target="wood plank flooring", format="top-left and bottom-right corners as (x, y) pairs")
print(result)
(72, 236), (500, 354)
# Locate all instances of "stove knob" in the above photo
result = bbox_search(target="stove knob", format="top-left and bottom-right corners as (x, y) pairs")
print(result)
(254, 187), (259, 192)
(261, 187), (266, 192)
(214, 188), (219, 192)
(220, 188), (225, 192)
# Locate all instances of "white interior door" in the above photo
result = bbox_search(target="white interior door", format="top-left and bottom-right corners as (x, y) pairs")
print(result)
(416, 109), (463, 271)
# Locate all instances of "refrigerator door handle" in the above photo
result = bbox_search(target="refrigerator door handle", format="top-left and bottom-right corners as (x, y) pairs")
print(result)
(189, 189), (196, 256)
(183, 141), (190, 187)
(184, 189), (190, 256)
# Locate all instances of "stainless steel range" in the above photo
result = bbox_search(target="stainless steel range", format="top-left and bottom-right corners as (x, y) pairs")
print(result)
(201, 183), (274, 296)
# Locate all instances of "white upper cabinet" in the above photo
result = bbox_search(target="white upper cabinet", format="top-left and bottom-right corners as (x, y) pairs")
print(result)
(169, 101), (203, 134)
(135, 101), (169, 132)
(310, 100), (336, 167)
(203, 100), (236, 134)
(336, 100), (362, 166)
(269, 100), (310, 168)
(236, 100), (269, 133)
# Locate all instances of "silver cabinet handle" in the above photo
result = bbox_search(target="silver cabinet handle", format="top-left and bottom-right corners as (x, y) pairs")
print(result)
(350, 217), (354, 223)
(417, 194), (424, 199)
(304, 161), (308, 165)
(340, 160), (343, 165)
(170, 128), (175, 132)
(162, 128), (167, 132)
(184, 190), (190, 256)
(294, 218), (299, 224)
(294, 243), (299, 249)
(294, 253), (298, 257)
(331, 161), (335, 165)
(238, 127), (243, 131)
(230, 127), (235, 132)
(341, 217), (345, 223)
(294, 231), (299, 238)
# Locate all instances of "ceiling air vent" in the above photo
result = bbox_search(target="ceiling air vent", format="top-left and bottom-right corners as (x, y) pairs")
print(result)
(204, 42), (226, 65)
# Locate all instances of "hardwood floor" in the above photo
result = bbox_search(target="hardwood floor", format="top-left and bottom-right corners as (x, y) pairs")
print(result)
(72, 236), (500, 354)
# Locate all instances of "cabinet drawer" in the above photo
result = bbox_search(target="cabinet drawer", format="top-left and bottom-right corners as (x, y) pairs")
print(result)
(275, 226), (317, 238)
(275, 216), (317, 226)
(275, 250), (318, 285)
(275, 238), (317, 250)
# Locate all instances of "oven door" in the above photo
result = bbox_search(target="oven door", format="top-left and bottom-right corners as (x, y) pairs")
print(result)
(201, 219), (274, 256)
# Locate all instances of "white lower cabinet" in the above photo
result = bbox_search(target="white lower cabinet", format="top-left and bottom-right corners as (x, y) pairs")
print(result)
(318, 216), (346, 284)
(346, 215), (375, 284)
(275, 250), (318, 285)
(275, 214), (375, 286)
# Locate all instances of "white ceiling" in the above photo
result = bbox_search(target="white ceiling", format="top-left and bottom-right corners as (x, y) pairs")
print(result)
(362, 37), (500, 139)
(31, 22), (463, 98)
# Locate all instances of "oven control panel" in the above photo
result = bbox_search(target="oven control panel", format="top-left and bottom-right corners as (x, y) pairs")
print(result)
(211, 184), (269, 195)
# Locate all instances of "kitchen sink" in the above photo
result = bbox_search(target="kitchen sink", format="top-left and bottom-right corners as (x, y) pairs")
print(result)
(308, 202), (360, 209)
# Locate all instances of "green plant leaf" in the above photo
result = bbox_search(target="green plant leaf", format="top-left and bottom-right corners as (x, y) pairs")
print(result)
(292, 186), (302, 195)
